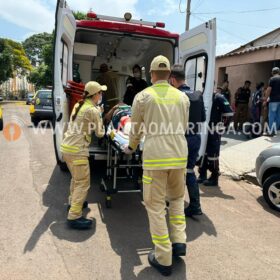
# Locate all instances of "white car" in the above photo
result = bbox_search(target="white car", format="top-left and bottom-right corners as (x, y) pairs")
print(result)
(256, 144), (280, 212)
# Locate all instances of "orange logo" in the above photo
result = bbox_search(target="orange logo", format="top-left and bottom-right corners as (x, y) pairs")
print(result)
(3, 122), (22, 142)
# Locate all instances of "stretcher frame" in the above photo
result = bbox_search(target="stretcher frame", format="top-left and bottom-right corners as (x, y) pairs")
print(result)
(100, 137), (142, 208)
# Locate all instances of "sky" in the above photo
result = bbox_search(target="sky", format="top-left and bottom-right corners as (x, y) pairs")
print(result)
(0, 0), (279, 55)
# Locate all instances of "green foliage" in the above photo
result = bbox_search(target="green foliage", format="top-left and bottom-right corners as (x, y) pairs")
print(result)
(22, 32), (53, 66)
(0, 39), (13, 84)
(73, 11), (87, 20)
(0, 38), (32, 84)
(24, 32), (54, 89)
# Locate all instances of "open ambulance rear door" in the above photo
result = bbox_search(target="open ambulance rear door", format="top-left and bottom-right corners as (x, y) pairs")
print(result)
(52, 0), (76, 169)
(179, 18), (216, 159)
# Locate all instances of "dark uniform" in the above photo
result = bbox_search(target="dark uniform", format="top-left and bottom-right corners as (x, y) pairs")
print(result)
(123, 76), (148, 106)
(199, 93), (233, 186)
(234, 87), (251, 130)
(178, 84), (206, 216)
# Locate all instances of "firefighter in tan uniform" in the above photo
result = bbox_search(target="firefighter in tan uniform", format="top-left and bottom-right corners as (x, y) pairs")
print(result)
(124, 56), (190, 276)
(61, 81), (106, 229)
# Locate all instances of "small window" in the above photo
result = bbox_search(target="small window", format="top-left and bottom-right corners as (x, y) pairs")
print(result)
(38, 91), (52, 99)
(60, 40), (69, 86)
(184, 54), (207, 92)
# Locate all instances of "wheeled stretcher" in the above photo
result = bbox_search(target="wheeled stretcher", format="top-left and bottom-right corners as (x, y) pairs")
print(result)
(100, 105), (144, 208)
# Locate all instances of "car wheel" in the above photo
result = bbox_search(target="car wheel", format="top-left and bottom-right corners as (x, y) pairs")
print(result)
(31, 117), (39, 127)
(263, 174), (280, 212)
(0, 119), (3, 131)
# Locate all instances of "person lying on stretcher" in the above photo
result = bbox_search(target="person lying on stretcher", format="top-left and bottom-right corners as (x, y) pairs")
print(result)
(105, 102), (132, 146)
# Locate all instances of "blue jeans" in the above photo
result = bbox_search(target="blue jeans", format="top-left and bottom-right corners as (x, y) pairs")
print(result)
(269, 102), (280, 132)
(186, 134), (201, 210)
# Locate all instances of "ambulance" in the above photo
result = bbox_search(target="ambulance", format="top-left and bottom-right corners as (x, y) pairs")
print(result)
(52, 0), (216, 169)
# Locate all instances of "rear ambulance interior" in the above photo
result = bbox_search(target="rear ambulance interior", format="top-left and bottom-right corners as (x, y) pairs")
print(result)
(68, 28), (176, 156)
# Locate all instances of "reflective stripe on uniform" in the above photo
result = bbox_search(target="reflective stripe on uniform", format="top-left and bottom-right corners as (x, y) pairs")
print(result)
(143, 158), (187, 168)
(187, 168), (195, 174)
(208, 157), (219, 161)
(73, 159), (88, 165)
(69, 202), (82, 213)
(145, 85), (181, 105)
(152, 234), (170, 245)
(142, 175), (153, 184)
(60, 144), (80, 154)
(169, 215), (186, 225)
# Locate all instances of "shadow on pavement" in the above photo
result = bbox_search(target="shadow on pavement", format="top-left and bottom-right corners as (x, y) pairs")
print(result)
(24, 162), (213, 279)
(186, 213), (217, 242)
(24, 166), (95, 253)
(256, 196), (280, 218)
(90, 163), (188, 279)
(199, 184), (235, 200)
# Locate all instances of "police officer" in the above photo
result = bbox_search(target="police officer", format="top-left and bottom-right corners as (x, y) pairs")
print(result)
(234, 80), (251, 130)
(170, 64), (206, 217)
(61, 81), (106, 229)
(198, 89), (234, 186)
(123, 64), (148, 106)
(124, 56), (190, 276)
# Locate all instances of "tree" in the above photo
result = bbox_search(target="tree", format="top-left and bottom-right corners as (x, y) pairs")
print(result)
(27, 35), (53, 89)
(6, 39), (32, 75)
(22, 33), (53, 66)
(73, 11), (87, 20)
(0, 39), (13, 84)
(0, 38), (32, 85)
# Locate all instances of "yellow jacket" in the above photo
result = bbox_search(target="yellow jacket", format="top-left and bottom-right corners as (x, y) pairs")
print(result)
(61, 99), (105, 157)
(129, 81), (190, 170)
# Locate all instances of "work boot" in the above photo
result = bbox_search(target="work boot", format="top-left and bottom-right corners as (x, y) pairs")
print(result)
(197, 175), (207, 184)
(184, 206), (203, 217)
(67, 217), (92, 230)
(148, 251), (172, 277)
(203, 175), (219, 186)
(67, 201), (88, 212)
(172, 243), (186, 257)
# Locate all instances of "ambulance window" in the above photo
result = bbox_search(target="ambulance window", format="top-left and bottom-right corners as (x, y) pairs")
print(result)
(184, 54), (207, 92)
(60, 40), (69, 86)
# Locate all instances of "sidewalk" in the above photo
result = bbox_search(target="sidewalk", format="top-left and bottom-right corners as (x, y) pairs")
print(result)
(220, 134), (280, 180)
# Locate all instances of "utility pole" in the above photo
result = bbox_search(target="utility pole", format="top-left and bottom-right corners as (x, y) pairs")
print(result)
(186, 0), (191, 31)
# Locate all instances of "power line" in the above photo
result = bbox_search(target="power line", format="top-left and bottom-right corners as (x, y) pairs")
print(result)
(192, 14), (247, 42)
(215, 17), (271, 30)
(193, 7), (280, 15)
(192, 0), (204, 12)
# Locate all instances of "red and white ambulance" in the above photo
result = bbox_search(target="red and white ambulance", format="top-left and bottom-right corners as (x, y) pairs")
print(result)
(52, 0), (216, 169)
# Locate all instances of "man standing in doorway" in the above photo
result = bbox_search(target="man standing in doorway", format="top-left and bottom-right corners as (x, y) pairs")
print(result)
(234, 80), (251, 130)
(263, 67), (280, 135)
(221, 80), (231, 104)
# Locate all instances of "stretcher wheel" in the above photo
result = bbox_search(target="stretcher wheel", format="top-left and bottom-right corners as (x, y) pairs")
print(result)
(105, 197), (112, 208)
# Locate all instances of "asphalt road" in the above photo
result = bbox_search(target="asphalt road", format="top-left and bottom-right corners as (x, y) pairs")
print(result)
(0, 103), (279, 280)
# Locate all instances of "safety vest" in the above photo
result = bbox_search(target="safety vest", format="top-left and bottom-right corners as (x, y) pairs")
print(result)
(129, 81), (190, 170)
(60, 99), (105, 157)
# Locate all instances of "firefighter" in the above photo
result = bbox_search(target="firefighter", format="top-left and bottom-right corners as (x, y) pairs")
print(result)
(124, 56), (190, 276)
(170, 64), (206, 217)
(198, 89), (234, 186)
(61, 81), (106, 229)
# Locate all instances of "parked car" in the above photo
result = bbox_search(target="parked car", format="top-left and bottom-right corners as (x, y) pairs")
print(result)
(0, 106), (3, 131)
(0, 94), (3, 102)
(256, 144), (280, 212)
(26, 93), (34, 105)
(30, 89), (53, 126)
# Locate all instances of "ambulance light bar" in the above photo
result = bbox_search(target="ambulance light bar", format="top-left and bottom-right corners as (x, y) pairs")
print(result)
(86, 12), (165, 28)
